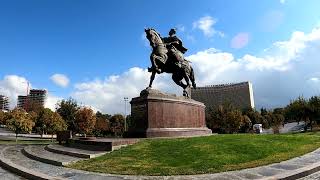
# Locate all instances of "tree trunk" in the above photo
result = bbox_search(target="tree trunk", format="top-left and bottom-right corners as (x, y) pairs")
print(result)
(51, 134), (54, 142)
(304, 118), (308, 131)
(15, 133), (18, 143)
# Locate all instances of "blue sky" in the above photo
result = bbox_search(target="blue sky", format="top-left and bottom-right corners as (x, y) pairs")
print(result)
(1, 0), (320, 113)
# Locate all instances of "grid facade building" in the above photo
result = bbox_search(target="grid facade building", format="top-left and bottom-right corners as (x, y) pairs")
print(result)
(17, 95), (28, 109)
(17, 89), (47, 110)
(191, 81), (255, 110)
(0, 95), (9, 111)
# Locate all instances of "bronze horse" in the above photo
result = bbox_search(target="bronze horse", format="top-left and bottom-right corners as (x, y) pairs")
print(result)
(145, 28), (196, 97)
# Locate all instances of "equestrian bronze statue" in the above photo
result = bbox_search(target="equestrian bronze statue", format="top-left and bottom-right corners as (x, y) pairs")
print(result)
(145, 28), (196, 97)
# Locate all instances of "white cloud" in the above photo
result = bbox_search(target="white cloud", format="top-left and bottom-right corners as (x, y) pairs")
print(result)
(50, 74), (70, 88)
(309, 77), (319, 82)
(70, 27), (320, 113)
(231, 32), (250, 49)
(45, 94), (62, 111)
(71, 67), (176, 114)
(0, 75), (30, 109)
(280, 0), (286, 4)
(0, 75), (63, 111)
(193, 16), (224, 38)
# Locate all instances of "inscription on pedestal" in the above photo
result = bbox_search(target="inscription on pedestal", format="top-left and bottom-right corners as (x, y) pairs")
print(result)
(129, 103), (147, 132)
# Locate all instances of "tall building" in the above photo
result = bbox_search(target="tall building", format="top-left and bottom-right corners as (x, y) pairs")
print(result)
(17, 95), (28, 109)
(191, 81), (255, 110)
(0, 95), (9, 111)
(17, 89), (47, 110)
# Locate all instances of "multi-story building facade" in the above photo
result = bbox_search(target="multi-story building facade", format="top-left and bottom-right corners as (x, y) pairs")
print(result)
(0, 95), (9, 111)
(17, 95), (28, 109)
(17, 89), (47, 110)
(191, 81), (255, 110)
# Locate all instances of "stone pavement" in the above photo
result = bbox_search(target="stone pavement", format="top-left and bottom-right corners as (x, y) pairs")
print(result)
(1, 144), (320, 179)
(299, 170), (320, 179)
(0, 166), (25, 180)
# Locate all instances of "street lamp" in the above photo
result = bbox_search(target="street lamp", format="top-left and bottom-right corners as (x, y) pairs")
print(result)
(124, 97), (129, 131)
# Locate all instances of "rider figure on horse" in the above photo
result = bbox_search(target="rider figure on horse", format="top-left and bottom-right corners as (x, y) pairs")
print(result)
(162, 28), (188, 69)
(163, 28), (188, 54)
(145, 28), (196, 96)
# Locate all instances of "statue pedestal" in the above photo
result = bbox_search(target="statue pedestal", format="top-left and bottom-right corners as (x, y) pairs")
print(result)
(128, 89), (212, 138)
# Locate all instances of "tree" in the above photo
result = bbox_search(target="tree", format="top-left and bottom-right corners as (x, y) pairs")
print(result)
(6, 108), (35, 142)
(46, 110), (67, 142)
(110, 114), (125, 137)
(308, 96), (320, 128)
(35, 108), (67, 141)
(207, 103), (251, 134)
(239, 115), (252, 133)
(285, 96), (311, 131)
(242, 108), (263, 126)
(56, 98), (79, 133)
(94, 116), (110, 137)
(75, 107), (96, 137)
(0, 111), (11, 125)
(34, 109), (47, 137)
(96, 111), (111, 120)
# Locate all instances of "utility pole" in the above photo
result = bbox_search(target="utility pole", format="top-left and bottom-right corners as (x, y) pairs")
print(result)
(124, 97), (128, 131)
(23, 81), (30, 111)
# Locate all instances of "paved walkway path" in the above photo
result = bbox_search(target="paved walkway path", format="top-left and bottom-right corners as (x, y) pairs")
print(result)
(0, 165), (25, 179)
(299, 170), (320, 179)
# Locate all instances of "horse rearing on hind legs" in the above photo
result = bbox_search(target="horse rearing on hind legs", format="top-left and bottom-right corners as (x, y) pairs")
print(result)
(145, 28), (196, 97)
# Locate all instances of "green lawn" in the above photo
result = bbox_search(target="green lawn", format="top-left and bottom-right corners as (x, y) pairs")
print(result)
(69, 133), (320, 175)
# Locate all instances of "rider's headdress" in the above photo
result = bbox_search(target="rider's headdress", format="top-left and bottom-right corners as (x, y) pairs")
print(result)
(169, 28), (176, 35)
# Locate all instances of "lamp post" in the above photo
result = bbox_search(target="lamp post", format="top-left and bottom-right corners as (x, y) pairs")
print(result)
(124, 97), (129, 131)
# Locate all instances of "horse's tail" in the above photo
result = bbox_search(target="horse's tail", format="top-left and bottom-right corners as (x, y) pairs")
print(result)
(190, 66), (196, 89)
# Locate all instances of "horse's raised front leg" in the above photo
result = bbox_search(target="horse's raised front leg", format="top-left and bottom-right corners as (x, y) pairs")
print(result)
(148, 54), (161, 73)
(148, 71), (156, 88)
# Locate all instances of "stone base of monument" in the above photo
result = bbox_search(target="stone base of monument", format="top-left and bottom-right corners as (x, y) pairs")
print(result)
(127, 88), (212, 138)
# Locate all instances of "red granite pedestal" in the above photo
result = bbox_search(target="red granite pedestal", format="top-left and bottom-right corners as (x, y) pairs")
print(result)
(128, 89), (212, 138)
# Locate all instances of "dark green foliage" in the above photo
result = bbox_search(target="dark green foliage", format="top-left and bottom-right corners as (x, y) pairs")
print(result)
(109, 114), (125, 137)
(206, 103), (251, 134)
(285, 96), (319, 131)
(242, 108), (263, 125)
(56, 98), (79, 133)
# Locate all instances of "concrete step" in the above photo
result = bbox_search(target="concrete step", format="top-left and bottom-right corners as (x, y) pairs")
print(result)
(46, 144), (107, 159)
(23, 145), (85, 166)
(68, 138), (139, 151)
(0, 145), (124, 180)
(0, 145), (65, 179)
(0, 164), (26, 180)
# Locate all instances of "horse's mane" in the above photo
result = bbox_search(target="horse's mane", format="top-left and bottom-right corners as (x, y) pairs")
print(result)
(149, 28), (162, 40)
